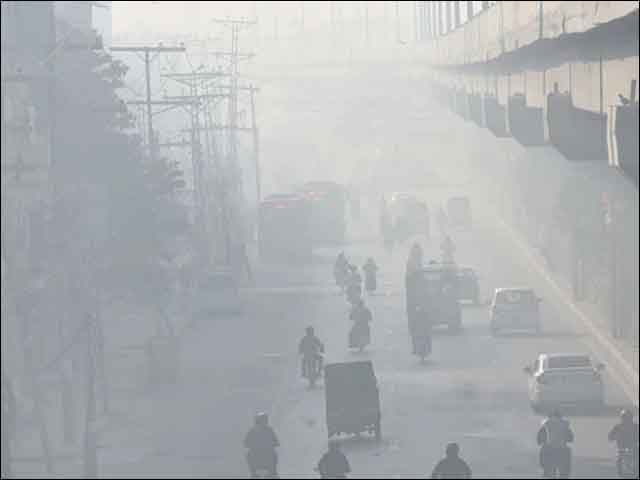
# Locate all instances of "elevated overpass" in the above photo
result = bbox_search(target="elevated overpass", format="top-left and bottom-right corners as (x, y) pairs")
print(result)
(414, 1), (638, 353)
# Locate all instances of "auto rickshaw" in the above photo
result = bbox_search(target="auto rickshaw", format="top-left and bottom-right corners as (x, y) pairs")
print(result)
(324, 361), (381, 440)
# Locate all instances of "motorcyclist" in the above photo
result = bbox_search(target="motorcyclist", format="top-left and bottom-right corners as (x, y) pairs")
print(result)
(406, 243), (424, 354)
(316, 440), (351, 479)
(440, 235), (456, 264)
(244, 412), (280, 478)
(349, 298), (372, 350)
(537, 410), (574, 478)
(412, 305), (432, 359)
(362, 258), (378, 294)
(406, 242), (424, 274)
(608, 409), (639, 477)
(334, 253), (349, 292)
(298, 326), (324, 379)
(431, 442), (472, 479)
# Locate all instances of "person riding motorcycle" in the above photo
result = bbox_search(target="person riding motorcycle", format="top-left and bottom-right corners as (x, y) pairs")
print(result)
(362, 258), (378, 294)
(244, 412), (280, 478)
(334, 253), (349, 292)
(608, 409), (639, 477)
(412, 304), (432, 359)
(431, 442), (472, 479)
(316, 440), (351, 479)
(406, 243), (424, 354)
(298, 327), (324, 380)
(537, 410), (574, 478)
(349, 298), (372, 349)
(440, 235), (456, 263)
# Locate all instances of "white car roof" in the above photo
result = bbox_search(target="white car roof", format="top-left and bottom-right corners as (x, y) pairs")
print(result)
(495, 287), (534, 293)
(541, 353), (590, 360)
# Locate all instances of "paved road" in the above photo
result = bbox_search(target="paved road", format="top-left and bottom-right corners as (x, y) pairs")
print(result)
(92, 196), (632, 479)
(89, 65), (636, 479)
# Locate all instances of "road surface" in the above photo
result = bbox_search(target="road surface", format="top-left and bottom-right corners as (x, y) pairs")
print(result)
(91, 196), (631, 479)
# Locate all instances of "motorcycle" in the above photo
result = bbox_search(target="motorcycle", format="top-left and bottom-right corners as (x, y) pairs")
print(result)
(247, 450), (278, 479)
(314, 466), (348, 479)
(302, 352), (323, 388)
(414, 332), (432, 363)
(539, 444), (571, 478)
(409, 306), (432, 362)
(617, 447), (638, 478)
(349, 321), (370, 352)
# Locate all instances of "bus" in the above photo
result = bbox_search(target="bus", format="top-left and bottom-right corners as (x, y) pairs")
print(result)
(258, 193), (313, 262)
(296, 181), (347, 245)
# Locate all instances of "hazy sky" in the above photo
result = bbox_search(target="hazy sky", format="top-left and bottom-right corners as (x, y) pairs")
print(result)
(112, 1), (416, 39)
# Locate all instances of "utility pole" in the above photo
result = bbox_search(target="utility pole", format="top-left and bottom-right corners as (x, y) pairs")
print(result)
(211, 17), (256, 266)
(364, 1), (370, 44)
(110, 45), (186, 161)
(395, 1), (400, 42)
(83, 317), (98, 478)
(413, 1), (418, 42)
(249, 85), (261, 203)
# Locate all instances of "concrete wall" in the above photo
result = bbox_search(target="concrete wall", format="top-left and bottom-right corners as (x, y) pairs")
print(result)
(422, 1), (639, 65)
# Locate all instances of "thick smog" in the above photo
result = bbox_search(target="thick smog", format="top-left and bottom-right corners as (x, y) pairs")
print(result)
(1, 2), (638, 479)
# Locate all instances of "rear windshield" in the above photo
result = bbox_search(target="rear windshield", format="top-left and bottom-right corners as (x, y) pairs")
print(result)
(496, 290), (535, 305)
(547, 356), (591, 369)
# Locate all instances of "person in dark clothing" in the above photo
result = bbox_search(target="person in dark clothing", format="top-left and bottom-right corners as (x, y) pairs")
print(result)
(298, 326), (324, 378)
(317, 440), (351, 479)
(537, 410), (574, 478)
(405, 243), (424, 354)
(608, 409), (639, 477)
(362, 258), (378, 294)
(244, 413), (280, 478)
(431, 443), (472, 479)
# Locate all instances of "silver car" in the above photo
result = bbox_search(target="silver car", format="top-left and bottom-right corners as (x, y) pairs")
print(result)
(490, 287), (541, 335)
(524, 353), (605, 412)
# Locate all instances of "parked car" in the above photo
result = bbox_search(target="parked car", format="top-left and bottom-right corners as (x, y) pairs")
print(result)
(456, 267), (480, 304)
(490, 287), (541, 335)
(192, 269), (243, 317)
(524, 353), (605, 412)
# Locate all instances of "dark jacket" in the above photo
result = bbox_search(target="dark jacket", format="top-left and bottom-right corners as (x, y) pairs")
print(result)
(431, 456), (472, 478)
(318, 450), (351, 478)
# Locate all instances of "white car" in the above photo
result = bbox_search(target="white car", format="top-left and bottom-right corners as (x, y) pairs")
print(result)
(490, 287), (541, 335)
(192, 270), (243, 316)
(524, 353), (605, 412)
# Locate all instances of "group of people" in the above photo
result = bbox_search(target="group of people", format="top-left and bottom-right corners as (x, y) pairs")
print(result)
(334, 253), (378, 298)
(244, 410), (474, 479)
(334, 253), (378, 351)
(243, 407), (638, 478)
(536, 408), (638, 478)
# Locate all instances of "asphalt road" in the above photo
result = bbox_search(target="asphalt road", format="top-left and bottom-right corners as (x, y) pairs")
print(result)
(95, 195), (632, 479)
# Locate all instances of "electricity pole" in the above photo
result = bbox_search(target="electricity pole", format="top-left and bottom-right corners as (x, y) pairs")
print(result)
(110, 45), (186, 161)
